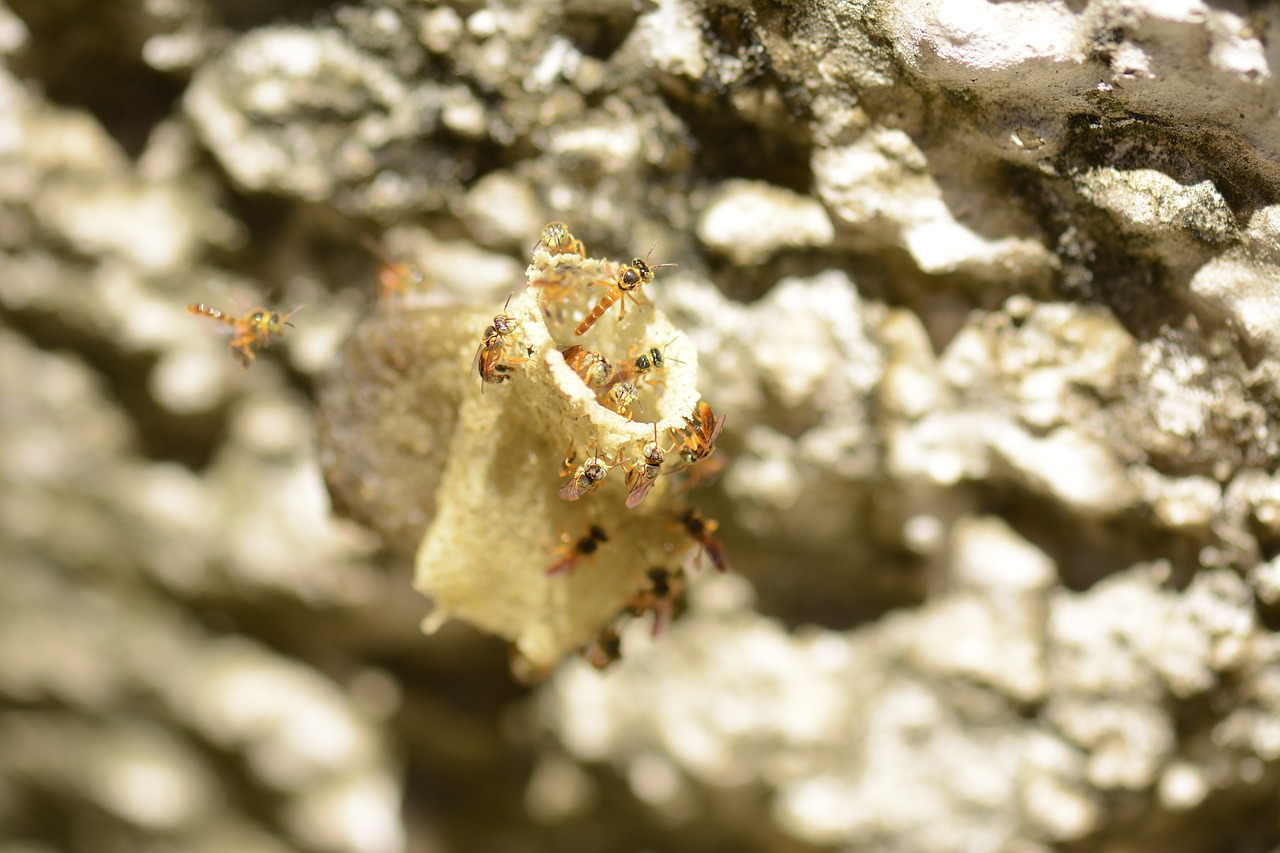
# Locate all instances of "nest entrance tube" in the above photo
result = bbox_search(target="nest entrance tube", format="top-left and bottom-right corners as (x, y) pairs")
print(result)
(413, 238), (709, 669)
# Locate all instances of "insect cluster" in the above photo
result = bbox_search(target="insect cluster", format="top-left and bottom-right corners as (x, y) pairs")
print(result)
(187, 235), (431, 370)
(187, 221), (726, 673)
(457, 222), (729, 672)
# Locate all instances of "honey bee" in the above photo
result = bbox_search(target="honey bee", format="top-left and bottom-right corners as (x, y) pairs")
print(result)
(560, 344), (615, 388)
(533, 221), (586, 257)
(574, 244), (677, 336)
(678, 507), (730, 573)
(581, 625), (622, 670)
(625, 422), (671, 509)
(188, 303), (301, 368)
(628, 566), (684, 635)
(545, 524), (609, 577)
(674, 399), (726, 464)
(360, 234), (427, 301)
(602, 381), (639, 419)
(475, 294), (528, 386)
(559, 444), (618, 501)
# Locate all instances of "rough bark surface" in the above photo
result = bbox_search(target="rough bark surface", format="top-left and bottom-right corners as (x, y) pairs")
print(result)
(5, 1), (1280, 851)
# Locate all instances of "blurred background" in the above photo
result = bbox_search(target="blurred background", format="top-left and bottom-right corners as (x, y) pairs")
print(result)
(6, 1), (1280, 851)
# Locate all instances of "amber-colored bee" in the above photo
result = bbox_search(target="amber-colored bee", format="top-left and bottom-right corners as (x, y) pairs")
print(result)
(602, 381), (639, 419)
(559, 445), (618, 501)
(545, 524), (609, 577)
(574, 245), (677, 336)
(581, 625), (622, 670)
(560, 344), (615, 388)
(475, 294), (528, 386)
(678, 508), (729, 573)
(674, 399), (726, 464)
(188, 303), (301, 368)
(534, 221), (586, 258)
(628, 566), (684, 635)
(360, 234), (426, 301)
(625, 422), (671, 509)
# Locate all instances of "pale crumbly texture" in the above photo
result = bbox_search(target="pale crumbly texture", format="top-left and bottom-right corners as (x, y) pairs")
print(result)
(413, 247), (704, 668)
(9, 0), (1280, 851)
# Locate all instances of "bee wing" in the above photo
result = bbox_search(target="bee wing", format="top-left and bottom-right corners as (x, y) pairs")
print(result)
(625, 474), (655, 509)
(544, 553), (576, 577)
(707, 414), (726, 446)
(558, 479), (584, 501)
(650, 599), (675, 636)
(702, 536), (731, 573)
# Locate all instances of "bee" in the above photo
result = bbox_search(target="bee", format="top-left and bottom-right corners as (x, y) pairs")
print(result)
(188, 303), (301, 368)
(610, 338), (682, 388)
(574, 244), (677, 336)
(674, 399), (726, 465)
(534, 221), (586, 258)
(602, 381), (640, 419)
(625, 422), (671, 509)
(475, 294), (528, 386)
(678, 507), (730, 573)
(674, 450), (727, 494)
(545, 524), (609, 577)
(560, 344), (615, 388)
(628, 566), (684, 635)
(559, 444), (618, 501)
(581, 625), (622, 670)
(360, 234), (427, 301)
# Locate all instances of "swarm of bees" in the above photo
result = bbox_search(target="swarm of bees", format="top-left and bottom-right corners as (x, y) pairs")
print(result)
(187, 221), (728, 674)
(187, 303), (301, 368)
(489, 222), (731, 670)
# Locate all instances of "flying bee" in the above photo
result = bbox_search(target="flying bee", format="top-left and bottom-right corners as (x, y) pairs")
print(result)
(581, 625), (622, 670)
(560, 345), (615, 389)
(678, 507), (730, 573)
(559, 444), (619, 501)
(574, 243), (677, 336)
(475, 294), (528, 387)
(674, 399), (726, 464)
(628, 566), (684, 635)
(603, 381), (639, 419)
(545, 524), (609, 577)
(625, 422), (672, 509)
(360, 234), (427, 302)
(533, 221), (586, 258)
(188, 303), (301, 368)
